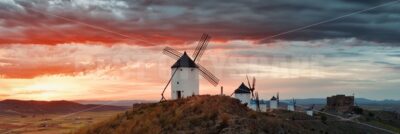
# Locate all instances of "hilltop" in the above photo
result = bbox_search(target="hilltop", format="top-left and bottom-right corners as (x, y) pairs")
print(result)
(75, 95), (391, 134)
(0, 99), (127, 115)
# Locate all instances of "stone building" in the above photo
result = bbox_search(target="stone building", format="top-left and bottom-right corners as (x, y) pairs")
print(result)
(326, 94), (354, 113)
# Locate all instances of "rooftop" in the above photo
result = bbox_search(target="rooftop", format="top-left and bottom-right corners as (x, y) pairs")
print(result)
(171, 52), (198, 68)
(234, 83), (251, 94)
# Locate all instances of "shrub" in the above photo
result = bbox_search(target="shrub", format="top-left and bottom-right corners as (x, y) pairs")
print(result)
(368, 112), (375, 117)
(353, 107), (363, 114)
(321, 115), (327, 124)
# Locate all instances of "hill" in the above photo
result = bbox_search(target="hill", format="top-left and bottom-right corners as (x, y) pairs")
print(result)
(0, 99), (127, 115)
(75, 100), (156, 106)
(75, 95), (391, 134)
(281, 98), (400, 112)
(281, 98), (400, 105)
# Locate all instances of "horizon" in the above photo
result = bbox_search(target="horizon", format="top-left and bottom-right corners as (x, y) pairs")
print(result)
(1, 0), (400, 101)
(2, 94), (400, 102)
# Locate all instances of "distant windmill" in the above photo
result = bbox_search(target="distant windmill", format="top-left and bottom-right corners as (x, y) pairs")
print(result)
(231, 76), (256, 105)
(288, 98), (296, 111)
(246, 75), (256, 98)
(306, 104), (315, 116)
(293, 98), (296, 109)
(160, 34), (219, 101)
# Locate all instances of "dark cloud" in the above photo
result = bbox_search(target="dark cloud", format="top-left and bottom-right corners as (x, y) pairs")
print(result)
(322, 51), (362, 58)
(374, 61), (400, 71)
(0, 0), (399, 45)
(387, 54), (400, 57)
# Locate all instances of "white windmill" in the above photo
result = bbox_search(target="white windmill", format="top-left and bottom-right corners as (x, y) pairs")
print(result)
(287, 98), (296, 111)
(306, 104), (315, 116)
(160, 34), (219, 101)
(231, 75), (256, 104)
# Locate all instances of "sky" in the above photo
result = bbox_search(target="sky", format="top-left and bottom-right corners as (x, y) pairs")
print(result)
(0, 0), (399, 101)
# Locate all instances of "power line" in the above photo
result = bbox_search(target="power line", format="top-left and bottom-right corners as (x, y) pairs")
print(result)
(258, 0), (400, 41)
(25, 7), (160, 46)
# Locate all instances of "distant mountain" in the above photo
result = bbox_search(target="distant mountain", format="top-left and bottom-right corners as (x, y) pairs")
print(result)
(281, 98), (400, 105)
(75, 95), (390, 134)
(0, 99), (127, 115)
(74, 100), (156, 106)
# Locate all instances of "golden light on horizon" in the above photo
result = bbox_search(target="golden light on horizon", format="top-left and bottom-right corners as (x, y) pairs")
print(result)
(7, 75), (88, 101)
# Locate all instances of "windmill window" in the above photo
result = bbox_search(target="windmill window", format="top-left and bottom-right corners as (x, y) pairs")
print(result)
(177, 82), (179, 84)
(191, 69), (194, 71)
(180, 69), (183, 71)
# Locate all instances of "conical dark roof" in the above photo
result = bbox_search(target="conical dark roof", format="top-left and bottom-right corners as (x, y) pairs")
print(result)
(234, 82), (251, 94)
(270, 96), (277, 100)
(171, 52), (198, 68)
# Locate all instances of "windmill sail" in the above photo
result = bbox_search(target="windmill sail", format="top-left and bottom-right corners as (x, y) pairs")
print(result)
(246, 75), (251, 89)
(193, 33), (211, 62)
(197, 64), (219, 86)
(163, 47), (183, 60)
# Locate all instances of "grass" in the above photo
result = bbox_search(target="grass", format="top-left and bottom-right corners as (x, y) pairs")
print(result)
(0, 111), (122, 134)
(74, 95), (394, 134)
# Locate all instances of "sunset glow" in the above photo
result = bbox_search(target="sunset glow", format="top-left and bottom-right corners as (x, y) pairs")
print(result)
(1, 0), (400, 101)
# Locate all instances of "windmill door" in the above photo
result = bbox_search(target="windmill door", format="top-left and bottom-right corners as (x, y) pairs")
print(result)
(177, 91), (182, 99)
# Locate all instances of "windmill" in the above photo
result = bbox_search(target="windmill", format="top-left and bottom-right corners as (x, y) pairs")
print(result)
(246, 75), (256, 98)
(160, 34), (219, 101)
(288, 98), (296, 111)
(306, 104), (315, 116)
(292, 98), (296, 109)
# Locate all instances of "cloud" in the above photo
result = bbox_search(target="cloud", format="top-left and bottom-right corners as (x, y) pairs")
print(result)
(0, 43), (167, 79)
(0, 94), (10, 98)
(0, 38), (399, 100)
(0, 0), (399, 45)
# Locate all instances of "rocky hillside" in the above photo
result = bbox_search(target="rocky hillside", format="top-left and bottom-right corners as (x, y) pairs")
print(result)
(75, 95), (391, 134)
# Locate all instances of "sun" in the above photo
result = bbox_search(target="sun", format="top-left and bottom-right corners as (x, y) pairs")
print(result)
(12, 75), (86, 100)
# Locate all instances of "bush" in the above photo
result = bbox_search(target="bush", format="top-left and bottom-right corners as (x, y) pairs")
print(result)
(321, 115), (327, 124)
(353, 107), (363, 114)
(368, 112), (375, 117)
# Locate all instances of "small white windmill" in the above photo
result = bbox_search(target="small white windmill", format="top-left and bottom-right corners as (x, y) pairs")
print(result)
(160, 34), (219, 101)
(287, 98), (296, 111)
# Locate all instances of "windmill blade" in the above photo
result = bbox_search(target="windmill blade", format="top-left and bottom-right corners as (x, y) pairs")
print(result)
(160, 67), (179, 102)
(163, 47), (183, 60)
(197, 64), (219, 86)
(252, 77), (256, 91)
(192, 34), (206, 59)
(194, 35), (210, 62)
(255, 92), (260, 112)
(246, 75), (251, 89)
(293, 98), (296, 106)
(193, 34), (211, 62)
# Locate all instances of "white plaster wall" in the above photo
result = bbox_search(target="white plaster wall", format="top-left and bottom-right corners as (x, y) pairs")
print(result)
(249, 103), (267, 112)
(270, 100), (278, 109)
(287, 105), (295, 111)
(234, 93), (251, 104)
(171, 67), (199, 99)
(306, 110), (313, 116)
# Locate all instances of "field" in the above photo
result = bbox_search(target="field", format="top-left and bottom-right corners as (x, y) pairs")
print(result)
(0, 111), (124, 134)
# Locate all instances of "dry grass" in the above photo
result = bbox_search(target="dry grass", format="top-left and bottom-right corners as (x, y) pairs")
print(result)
(74, 95), (391, 134)
(0, 111), (122, 134)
